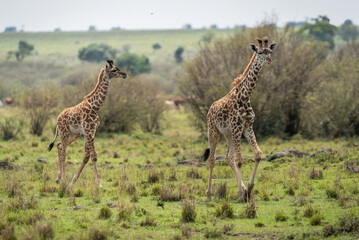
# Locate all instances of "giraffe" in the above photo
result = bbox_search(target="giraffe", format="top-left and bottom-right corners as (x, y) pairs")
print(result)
(203, 37), (277, 202)
(48, 60), (127, 187)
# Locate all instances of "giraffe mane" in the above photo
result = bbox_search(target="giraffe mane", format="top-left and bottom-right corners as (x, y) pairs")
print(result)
(232, 52), (257, 87)
(84, 68), (105, 100)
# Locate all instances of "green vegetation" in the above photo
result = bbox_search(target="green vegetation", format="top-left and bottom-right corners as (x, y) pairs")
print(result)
(78, 43), (116, 62)
(114, 53), (151, 76)
(0, 17), (358, 239)
(7, 40), (34, 61)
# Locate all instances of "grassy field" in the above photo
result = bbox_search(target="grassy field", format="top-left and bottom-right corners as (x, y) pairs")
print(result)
(0, 109), (359, 239)
(0, 29), (234, 64)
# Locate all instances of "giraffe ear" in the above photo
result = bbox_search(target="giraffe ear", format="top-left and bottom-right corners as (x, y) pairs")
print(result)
(249, 44), (258, 52)
(269, 43), (277, 51)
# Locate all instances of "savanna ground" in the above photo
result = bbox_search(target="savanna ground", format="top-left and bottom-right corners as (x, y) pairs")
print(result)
(1, 108), (359, 240)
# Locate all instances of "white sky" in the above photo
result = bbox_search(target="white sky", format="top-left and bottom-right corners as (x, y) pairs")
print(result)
(0, 0), (358, 32)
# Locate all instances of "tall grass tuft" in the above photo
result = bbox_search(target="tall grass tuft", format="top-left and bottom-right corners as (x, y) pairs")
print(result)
(181, 199), (196, 223)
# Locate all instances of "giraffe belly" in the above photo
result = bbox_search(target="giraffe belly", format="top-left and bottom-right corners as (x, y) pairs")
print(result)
(69, 125), (85, 135)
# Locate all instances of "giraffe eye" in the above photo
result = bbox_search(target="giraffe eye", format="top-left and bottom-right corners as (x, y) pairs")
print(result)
(111, 69), (116, 72)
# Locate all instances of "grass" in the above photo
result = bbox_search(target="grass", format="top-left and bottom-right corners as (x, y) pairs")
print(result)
(0, 110), (359, 239)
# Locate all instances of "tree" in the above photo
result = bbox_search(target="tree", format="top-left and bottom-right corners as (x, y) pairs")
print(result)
(201, 30), (215, 43)
(338, 19), (358, 42)
(178, 26), (327, 137)
(78, 43), (116, 62)
(7, 40), (34, 61)
(152, 43), (161, 51)
(174, 47), (184, 63)
(183, 24), (192, 30)
(114, 53), (151, 76)
(299, 15), (337, 49)
(21, 87), (59, 136)
(4, 26), (16, 32)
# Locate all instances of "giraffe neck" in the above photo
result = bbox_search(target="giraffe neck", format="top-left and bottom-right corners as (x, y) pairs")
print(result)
(233, 55), (264, 101)
(84, 68), (110, 112)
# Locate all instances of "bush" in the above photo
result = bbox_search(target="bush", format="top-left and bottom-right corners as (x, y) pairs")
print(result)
(0, 116), (23, 140)
(215, 200), (235, 219)
(21, 87), (59, 136)
(181, 199), (196, 223)
(178, 25), (327, 136)
(326, 188), (338, 199)
(140, 216), (157, 227)
(88, 226), (107, 240)
(174, 47), (184, 63)
(78, 43), (116, 62)
(7, 40), (34, 61)
(204, 227), (222, 239)
(243, 198), (257, 219)
(98, 206), (112, 220)
(310, 214), (323, 226)
(96, 77), (165, 133)
(275, 209), (289, 222)
(115, 53), (151, 76)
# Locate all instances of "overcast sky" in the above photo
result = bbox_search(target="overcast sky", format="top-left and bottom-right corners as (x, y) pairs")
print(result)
(1, 0), (358, 32)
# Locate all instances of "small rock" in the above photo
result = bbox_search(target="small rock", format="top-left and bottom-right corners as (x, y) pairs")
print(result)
(107, 202), (118, 208)
(37, 157), (48, 164)
(166, 162), (171, 167)
(48, 207), (57, 210)
(70, 205), (86, 210)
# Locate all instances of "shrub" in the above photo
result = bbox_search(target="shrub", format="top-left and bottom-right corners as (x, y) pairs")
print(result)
(275, 209), (289, 222)
(7, 40), (34, 61)
(0, 117), (23, 140)
(254, 222), (265, 227)
(181, 199), (196, 223)
(148, 170), (160, 183)
(204, 227), (222, 239)
(310, 214), (323, 226)
(215, 182), (228, 199)
(215, 200), (235, 219)
(33, 222), (55, 240)
(174, 47), (184, 63)
(243, 198), (258, 219)
(88, 226), (107, 240)
(98, 206), (112, 220)
(285, 186), (295, 196)
(20, 87), (59, 136)
(159, 184), (182, 202)
(118, 201), (133, 221)
(222, 223), (234, 233)
(303, 204), (319, 218)
(115, 53), (151, 76)
(78, 43), (116, 62)
(309, 167), (323, 179)
(338, 210), (359, 233)
(322, 224), (336, 237)
(326, 188), (338, 199)
(186, 168), (202, 179)
(140, 216), (157, 227)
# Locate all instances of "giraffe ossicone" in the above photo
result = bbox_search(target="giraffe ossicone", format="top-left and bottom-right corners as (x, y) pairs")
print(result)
(203, 37), (277, 202)
(48, 60), (127, 188)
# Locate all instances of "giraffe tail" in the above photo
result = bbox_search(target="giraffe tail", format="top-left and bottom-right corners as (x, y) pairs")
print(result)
(48, 127), (58, 152)
(202, 148), (210, 161)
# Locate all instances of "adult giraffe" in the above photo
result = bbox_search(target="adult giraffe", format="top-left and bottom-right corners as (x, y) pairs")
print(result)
(203, 37), (277, 202)
(48, 60), (127, 187)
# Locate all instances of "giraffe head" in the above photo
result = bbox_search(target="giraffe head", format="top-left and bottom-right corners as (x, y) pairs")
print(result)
(249, 37), (277, 64)
(105, 60), (127, 79)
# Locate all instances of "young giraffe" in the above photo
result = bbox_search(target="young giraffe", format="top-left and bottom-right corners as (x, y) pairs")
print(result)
(48, 60), (127, 187)
(203, 37), (277, 202)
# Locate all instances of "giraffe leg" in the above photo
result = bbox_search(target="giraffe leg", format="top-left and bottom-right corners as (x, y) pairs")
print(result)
(68, 137), (90, 187)
(232, 139), (247, 202)
(88, 137), (102, 188)
(56, 142), (66, 184)
(244, 124), (262, 197)
(206, 120), (220, 200)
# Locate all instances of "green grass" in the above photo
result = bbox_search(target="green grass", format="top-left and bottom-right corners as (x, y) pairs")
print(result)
(1, 110), (359, 239)
(0, 29), (234, 63)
